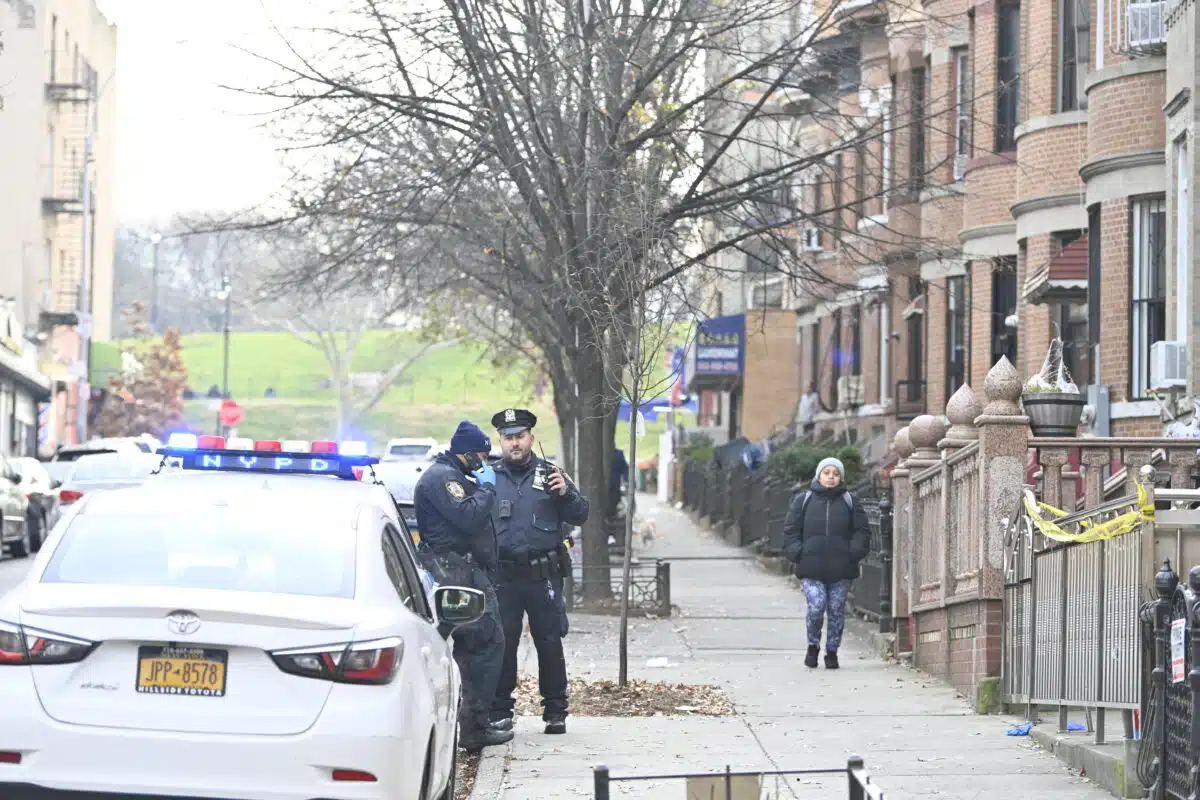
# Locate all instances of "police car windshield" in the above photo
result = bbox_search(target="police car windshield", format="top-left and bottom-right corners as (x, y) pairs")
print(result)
(388, 444), (430, 457)
(41, 507), (357, 598)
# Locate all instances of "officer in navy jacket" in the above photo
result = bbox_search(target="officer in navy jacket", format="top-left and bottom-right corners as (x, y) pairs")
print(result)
(413, 420), (511, 751)
(487, 408), (589, 735)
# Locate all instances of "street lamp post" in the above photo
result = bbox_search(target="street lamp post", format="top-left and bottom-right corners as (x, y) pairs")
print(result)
(148, 232), (163, 333)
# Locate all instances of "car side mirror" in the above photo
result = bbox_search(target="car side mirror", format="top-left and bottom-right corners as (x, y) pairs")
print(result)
(6, 473), (18, 485)
(433, 586), (485, 631)
(50, 480), (62, 490)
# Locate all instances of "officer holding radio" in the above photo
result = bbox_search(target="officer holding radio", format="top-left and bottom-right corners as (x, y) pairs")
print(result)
(487, 408), (589, 735)
(413, 420), (512, 752)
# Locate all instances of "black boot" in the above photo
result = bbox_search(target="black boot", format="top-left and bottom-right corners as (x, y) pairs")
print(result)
(825, 651), (840, 670)
(804, 645), (820, 668)
(544, 716), (567, 735)
(460, 724), (514, 752)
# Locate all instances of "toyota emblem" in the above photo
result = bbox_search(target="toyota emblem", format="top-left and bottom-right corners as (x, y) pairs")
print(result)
(165, 611), (201, 636)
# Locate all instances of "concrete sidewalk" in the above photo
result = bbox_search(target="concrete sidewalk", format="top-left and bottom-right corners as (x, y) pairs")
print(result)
(470, 496), (1111, 799)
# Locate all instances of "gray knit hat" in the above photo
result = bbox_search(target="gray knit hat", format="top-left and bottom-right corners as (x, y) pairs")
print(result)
(814, 457), (845, 480)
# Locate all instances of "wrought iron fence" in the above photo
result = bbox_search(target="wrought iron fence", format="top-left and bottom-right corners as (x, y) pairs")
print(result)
(678, 458), (894, 633)
(1141, 559), (1200, 799)
(563, 561), (671, 617)
(593, 757), (886, 799)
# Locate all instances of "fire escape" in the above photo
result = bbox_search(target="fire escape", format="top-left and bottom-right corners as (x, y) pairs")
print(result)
(41, 59), (95, 330)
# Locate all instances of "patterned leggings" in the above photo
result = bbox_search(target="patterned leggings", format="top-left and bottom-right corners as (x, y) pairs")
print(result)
(800, 578), (852, 652)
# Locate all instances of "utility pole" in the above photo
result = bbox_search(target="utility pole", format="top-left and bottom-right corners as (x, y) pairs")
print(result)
(149, 233), (162, 333)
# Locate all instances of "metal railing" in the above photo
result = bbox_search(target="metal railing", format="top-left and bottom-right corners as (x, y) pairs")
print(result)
(1001, 468), (1200, 748)
(593, 757), (886, 799)
(564, 561), (671, 618)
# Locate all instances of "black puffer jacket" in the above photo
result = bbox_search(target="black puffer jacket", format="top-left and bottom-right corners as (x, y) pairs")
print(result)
(781, 480), (871, 583)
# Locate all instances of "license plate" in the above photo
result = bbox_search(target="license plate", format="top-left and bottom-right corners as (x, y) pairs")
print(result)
(136, 645), (228, 697)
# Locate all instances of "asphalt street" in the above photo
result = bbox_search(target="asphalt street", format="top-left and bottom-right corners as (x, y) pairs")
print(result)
(0, 555), (32, 596)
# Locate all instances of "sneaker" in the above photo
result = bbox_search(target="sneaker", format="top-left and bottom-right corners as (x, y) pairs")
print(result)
(460, 725), (515, 752)
(544, 718), (567, 735)
(489, 717), (514, 732)
(824, 651), (840, 670)
(804, 645), (820, 668)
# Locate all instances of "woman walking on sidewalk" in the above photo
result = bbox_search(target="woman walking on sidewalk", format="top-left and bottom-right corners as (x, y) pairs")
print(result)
(781, 457), (870, 670)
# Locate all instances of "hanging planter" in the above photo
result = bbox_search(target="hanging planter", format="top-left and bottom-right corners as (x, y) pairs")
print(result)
(1022, 338), (1085, 437)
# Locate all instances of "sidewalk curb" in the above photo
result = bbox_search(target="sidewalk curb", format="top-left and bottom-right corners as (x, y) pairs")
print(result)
(1027, 726), (1147, 799)
(468, 736), (513, 800)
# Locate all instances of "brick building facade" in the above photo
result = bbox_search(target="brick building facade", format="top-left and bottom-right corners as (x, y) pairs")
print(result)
(695, 0), (1191, 451)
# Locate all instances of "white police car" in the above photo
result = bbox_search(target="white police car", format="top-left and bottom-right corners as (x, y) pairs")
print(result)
(0, 434), (480, 800)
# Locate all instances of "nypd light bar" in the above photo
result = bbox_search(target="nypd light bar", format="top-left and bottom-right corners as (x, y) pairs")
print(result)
(158, 437), (377, 480)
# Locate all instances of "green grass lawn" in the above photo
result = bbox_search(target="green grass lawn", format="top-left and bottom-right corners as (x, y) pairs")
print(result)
(93, 331), (674, 462)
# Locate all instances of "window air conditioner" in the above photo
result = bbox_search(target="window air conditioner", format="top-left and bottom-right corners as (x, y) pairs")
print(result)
(1127, 1), (1166, 48)
(836, 375), (865, 409)
(1150, 339), (1188, 391)
(803, 228), (822, 252)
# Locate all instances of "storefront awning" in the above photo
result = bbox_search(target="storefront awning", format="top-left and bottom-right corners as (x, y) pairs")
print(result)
(0, 345), (52, 401)
(1024, 238), (1089, 305)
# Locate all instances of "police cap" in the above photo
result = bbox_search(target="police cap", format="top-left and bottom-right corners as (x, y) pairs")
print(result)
(492, 407), (538, 436)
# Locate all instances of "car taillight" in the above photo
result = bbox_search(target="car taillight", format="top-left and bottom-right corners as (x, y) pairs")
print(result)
(0, 620), (96, 665)
(58, 490), (83, 504)
(269, 637), (402, 685)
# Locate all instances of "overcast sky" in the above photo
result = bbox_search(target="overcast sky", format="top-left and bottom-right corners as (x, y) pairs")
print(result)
(95, 0), (331, 226)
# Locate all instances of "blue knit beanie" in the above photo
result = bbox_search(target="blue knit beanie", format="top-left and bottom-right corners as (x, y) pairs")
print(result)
(450, 420), (492, 454)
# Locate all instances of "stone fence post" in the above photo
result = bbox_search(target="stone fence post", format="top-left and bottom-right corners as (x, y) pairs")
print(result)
(974, 356), (1030, 602)
(890, 425), (914, 653)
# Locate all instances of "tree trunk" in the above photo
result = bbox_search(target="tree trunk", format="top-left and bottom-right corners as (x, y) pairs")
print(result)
(575, 341), (611, 601)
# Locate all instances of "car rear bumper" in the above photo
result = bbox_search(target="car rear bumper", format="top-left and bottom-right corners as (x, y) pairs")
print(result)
(0, 669), (427, 800)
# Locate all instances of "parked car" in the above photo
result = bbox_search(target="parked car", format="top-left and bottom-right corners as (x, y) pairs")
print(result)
(0, 455), (31, 559)
(380, 438), (438, 462)
(50, 436), (160, 464)
(9, 458), (61, 552)
(56, 452), (162, 510)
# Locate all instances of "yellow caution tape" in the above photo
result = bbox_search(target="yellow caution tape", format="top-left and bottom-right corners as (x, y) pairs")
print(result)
(1021, 481), (1155, 543)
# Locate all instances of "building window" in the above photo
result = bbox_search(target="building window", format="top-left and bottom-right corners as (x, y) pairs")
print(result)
(879, 292), (892, 404)
(946, 276), (967, 398)
(1175, 138), (1189, 342)
(1058, 303), (1091, 388)
(750, 278), (784, 309)
(909, 66), (926, 193)
(833, 155), (844, 244)
(991, 259), (1018, 367)
(1087, 205), (1102, 382)
(830, 308), (842, 408)
(1130, 196), (1167, 399)
(996, 1), (1021, 152)
(1058, 0), (1081, 111)
(883, 77), (895, 208)
(812, 173), (825, 250)
(953, 48), (970, 179)
(906, 277), (924, 398)
(854, 143), (866, 221)
(809, 322), (820, 392)
(850, 304), (862, 376)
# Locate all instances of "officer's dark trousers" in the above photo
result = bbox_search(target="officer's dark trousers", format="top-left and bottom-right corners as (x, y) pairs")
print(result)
(452, 568), (505, 734)
(492, 573), (568, 721)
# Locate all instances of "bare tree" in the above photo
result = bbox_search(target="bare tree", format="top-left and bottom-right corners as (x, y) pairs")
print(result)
(236, 0), (991, 597)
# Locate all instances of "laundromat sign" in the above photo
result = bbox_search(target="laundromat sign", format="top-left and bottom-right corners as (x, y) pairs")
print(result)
(694, 313), (744, 376)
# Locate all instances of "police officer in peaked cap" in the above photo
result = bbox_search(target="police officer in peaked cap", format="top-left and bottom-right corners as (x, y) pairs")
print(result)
(413, 420), (513, 751)
(487, 408), (589, 735)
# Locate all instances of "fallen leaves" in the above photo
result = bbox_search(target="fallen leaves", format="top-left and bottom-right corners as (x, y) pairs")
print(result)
(515, 675), (736, 717)
(454, 749), (480, 800)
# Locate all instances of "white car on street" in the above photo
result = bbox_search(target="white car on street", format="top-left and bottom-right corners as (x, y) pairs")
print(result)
(0, 436), (484, 800)
(381, 438), (439, 463)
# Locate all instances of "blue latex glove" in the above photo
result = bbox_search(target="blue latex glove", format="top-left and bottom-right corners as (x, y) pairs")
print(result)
(473, 463), (496, 486)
